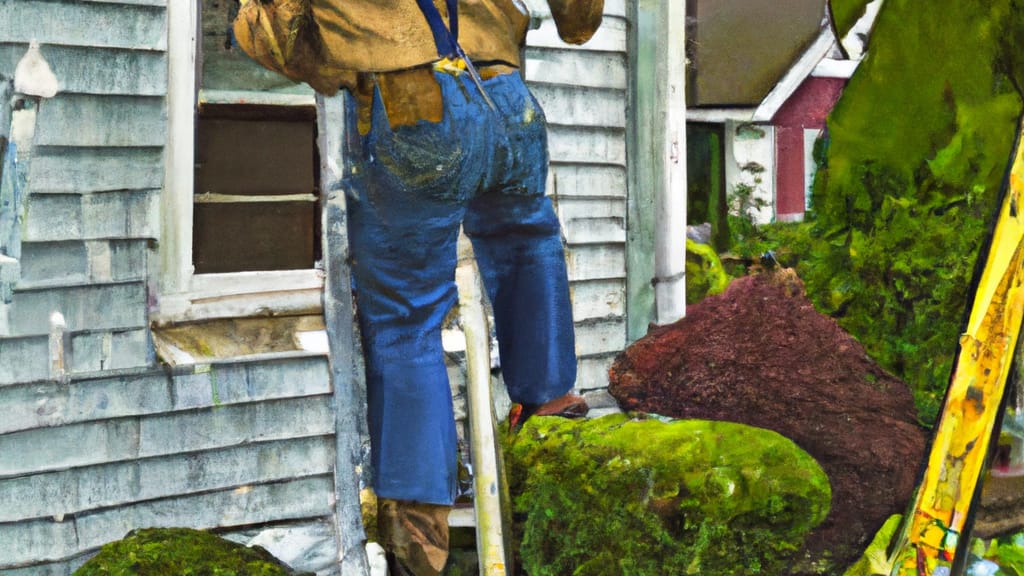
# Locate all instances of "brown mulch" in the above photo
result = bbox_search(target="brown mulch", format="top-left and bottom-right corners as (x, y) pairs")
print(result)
(607, 269), (929, 573)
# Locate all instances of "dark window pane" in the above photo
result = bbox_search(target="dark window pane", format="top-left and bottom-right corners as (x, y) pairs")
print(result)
(193, 105), (320, 273)
(194, 201), (317, 273)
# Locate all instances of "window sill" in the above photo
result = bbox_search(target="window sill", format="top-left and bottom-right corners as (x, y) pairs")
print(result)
(152, 313), (329, 367)
(153, 269), (325, 325)
(198, 89), (316, 108)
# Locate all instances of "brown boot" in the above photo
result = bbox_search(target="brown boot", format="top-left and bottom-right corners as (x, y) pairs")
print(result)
(377, 498), (450, 575)
(508, 391), (589, 435)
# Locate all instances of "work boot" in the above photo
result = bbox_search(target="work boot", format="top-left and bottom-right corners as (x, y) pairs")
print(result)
(508, 391), (589, 435)
(377, 498), (450, 575)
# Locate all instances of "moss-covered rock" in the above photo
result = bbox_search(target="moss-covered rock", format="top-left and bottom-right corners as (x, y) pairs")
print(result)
(685, 239), (731, 304)
(502, 414), (831, 576)
(74, 527), (312, 576)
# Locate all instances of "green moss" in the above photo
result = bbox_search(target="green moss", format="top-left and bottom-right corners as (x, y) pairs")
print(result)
(503, 414), (831, 576)
(74, 527), (311, 576)
(685, 239), (731, 304)
(799, 0), (1024, 423)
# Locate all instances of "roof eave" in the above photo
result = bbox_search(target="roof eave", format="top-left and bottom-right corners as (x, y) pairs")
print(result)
(751, 28), (838, 123)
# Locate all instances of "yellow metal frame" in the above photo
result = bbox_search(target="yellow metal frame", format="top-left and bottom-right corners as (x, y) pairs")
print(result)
(888, 124), (1024, 574)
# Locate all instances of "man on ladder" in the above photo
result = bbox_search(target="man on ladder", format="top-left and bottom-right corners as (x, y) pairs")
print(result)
(237, 0), (603, 573)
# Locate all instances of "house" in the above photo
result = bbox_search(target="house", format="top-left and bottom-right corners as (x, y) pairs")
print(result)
(685, 0), (882, 230)
(0, 0), (640, 573)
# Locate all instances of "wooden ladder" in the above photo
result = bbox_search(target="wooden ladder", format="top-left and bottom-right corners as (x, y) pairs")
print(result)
(454, 234), (514, 576)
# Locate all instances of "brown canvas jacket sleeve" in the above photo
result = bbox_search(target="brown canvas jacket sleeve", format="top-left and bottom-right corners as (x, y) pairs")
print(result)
(546, 0), (604, 44)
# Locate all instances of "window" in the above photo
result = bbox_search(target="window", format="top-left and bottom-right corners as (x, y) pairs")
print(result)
(194, 103), (319, 274)
(160, 0), (324, 324)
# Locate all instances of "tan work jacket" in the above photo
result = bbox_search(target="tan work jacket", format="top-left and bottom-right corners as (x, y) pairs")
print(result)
(313, 0), (603, 72)
(315, 0), (526, 73)
(235, 0), (603, 94)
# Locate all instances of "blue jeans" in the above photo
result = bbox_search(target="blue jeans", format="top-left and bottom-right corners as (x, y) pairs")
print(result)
(343, 69), (577, 505)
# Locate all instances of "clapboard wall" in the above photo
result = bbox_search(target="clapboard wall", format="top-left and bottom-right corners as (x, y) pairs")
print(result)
(0, 356), (341, 574)
(0, 0), (632, 572)
(0, 0), (166, 382)
(0, 1), (342, 573)
(525, 0), (629, 391)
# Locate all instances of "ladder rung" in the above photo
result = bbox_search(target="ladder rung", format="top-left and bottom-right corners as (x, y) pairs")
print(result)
(448, 505), (477, 528)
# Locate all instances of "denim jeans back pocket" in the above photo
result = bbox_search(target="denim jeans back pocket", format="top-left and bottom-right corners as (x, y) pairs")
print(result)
(483, 74), (549, 197)
(366, 73), (491, 203)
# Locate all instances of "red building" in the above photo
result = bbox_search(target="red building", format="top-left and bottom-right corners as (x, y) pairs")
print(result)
(772, 75), (847, 221)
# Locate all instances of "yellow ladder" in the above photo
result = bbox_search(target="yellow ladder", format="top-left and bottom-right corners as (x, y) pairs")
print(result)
(887, 121), (1024, 575)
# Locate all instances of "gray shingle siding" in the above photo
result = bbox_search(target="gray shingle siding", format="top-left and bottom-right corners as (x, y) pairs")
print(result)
(0, 355), (340, 572)
(0, 0), (167, 51)
(0, 0), (165, 374)
(1, 3), (353, 573)
(526, 0), (629, 392)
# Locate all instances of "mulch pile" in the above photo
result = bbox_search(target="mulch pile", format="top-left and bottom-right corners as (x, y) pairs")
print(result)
(608, 269), (929, 572)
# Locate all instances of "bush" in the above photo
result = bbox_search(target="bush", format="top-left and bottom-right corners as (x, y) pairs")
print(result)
(685, 239), (731, 303)
(797, 0), (1024, 423)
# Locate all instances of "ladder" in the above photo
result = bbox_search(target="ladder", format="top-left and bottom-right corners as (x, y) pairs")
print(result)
(454, 234), (515, 576)
(885, 118), (1024, 575)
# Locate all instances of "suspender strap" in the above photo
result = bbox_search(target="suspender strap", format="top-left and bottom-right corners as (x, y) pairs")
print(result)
(413, 0), (497, 110)
(415, 0), (460, 59)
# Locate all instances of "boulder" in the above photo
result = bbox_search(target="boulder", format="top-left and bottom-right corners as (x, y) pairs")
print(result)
(503, 413), (831, 576)
(74, 527), (312, 576)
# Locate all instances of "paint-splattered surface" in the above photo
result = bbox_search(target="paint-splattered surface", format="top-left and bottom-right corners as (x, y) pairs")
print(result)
(608, 271), (929, 574)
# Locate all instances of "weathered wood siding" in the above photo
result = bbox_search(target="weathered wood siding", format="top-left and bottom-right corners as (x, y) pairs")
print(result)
(0, 0), (633, 571)
(526, 0), (629, 391)
(0, 0), (165, 376)
(0, 1), (343, 573)
(0, 357), (338, 572)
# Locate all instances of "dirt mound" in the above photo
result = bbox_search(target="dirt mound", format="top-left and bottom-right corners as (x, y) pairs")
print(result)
(608, 270), (929, 573)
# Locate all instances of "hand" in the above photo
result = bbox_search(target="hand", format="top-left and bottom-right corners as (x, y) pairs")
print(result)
(544, 0), (604, 45)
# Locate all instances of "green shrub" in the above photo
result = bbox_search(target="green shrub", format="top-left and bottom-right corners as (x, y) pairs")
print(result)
(798, 0), (1024, 423)
(830, 0), (877, 39)
(685, 239), (730, 303)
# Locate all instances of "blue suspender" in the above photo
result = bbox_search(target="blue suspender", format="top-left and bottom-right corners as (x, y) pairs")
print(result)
(415, 0), (460, 59)
(413, 0), (497, 110)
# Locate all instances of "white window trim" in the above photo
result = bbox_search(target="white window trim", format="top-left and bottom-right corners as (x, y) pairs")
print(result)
(158, 1), (323, 325)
